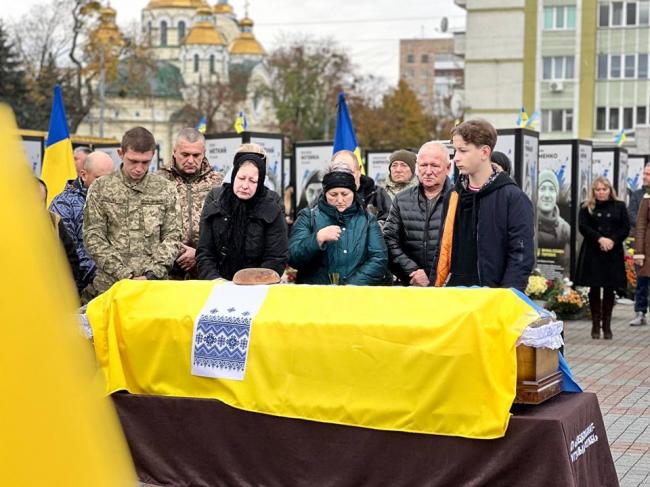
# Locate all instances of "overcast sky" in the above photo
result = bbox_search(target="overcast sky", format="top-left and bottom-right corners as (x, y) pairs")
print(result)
(2, 0), (465, 86)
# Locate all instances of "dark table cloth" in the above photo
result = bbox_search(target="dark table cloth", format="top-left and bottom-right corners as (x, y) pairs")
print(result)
(112, 391), (618, 487)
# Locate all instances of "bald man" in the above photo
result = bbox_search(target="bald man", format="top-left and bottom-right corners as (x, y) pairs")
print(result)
(384, 142), (452, 286)
(50, 151), (115, 292)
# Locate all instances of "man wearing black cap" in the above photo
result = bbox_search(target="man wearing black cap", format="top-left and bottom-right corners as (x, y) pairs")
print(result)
(385, 149), (417, 200)
(384, 142), (452, 286)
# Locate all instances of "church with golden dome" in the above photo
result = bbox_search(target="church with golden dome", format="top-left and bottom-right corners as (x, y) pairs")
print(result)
(78, 0), (276, 161)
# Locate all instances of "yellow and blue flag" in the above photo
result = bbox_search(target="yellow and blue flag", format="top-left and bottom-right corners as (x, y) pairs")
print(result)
(234, 111), (247, 134)
(40, 85), (76, 206)
(333, 91), (364, 174)
(0, 104), (136, 485)
(615, 129), (627, 146)
(516, 106), (528, 128)
(196, 116), (207, 134)
(526, 111), (540, 130)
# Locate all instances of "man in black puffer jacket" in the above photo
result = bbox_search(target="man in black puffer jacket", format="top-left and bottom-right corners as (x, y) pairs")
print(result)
(384, 142), (452, 286)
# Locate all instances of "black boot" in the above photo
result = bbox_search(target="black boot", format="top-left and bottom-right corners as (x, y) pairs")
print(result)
(589, 288), (601, 339)
(602, 289), (615, 340)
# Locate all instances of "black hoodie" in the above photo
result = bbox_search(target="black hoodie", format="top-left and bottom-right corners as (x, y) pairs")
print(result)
(431, 169), (535, 291)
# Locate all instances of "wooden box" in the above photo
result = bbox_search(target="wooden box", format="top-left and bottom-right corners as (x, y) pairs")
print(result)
(514, 344), (562, 404)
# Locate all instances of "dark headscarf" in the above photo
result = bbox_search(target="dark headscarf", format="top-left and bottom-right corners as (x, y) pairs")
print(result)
(218, 151), (268, 278)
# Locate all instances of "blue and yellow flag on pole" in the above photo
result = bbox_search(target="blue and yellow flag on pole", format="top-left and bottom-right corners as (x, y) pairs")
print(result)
(615, 129), (627, 146)
(0, 104), (135, 485)
(333, 91), (364, 174)
(234, 111), (247, 134)
(515, 106), (529, 128)
(196, 116), (207, 134)
(40, 85), (76, 206)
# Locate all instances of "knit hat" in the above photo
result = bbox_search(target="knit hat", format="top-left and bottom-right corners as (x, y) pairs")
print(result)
(389, 149), (417, 175)
(322, 171), (357, 194)
(538, 169), (560, 194)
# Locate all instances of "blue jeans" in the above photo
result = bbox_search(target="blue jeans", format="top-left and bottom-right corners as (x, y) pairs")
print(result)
(634, 269), (649, 313)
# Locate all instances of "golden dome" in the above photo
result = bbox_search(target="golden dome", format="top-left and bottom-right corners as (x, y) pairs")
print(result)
(92, 6), (123, 45)
(184, 9), (225, 45)
(213, 3), (233, 14)
(145, 0), (208, 9)
(229, 17), (264, 55)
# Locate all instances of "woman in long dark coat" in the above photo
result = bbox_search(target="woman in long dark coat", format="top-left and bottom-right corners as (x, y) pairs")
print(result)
(575, 176), (630, 340)
(197, 151), (288, 280)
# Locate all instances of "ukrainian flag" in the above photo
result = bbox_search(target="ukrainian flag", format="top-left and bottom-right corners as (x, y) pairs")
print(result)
(40, 85), (76, 206)
(516, 106), (528, 128)
(615, 129), (627, 146)
(333, 91), (364, 173)
(196, 116), (207, 134)
(234, 111), (247, 134)
(0, 104), (136, 485)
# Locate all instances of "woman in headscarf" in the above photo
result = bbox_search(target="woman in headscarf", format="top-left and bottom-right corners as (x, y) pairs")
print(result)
(288, 167), (388, 285)
(197, 150), (288, 280)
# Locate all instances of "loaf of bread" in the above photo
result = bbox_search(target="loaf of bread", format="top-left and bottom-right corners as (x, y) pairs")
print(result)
(233, 268), (281, 285)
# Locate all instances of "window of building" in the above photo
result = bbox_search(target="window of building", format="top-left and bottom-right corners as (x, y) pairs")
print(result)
(421, 54), (429, 63)
(627, 2), (637, 24)
(193, 54), (199, 73)
(625, 54), (636, 77)
(544, 7), (554, 29)
(210, 54), (215, 74)
(544, 6), (577, 29)
(598, 54), (608, 79)
(638, 106), (648, 125)
(542, 56), (576, 80)
(597, 107), (607, 130)
(609, 107), (620, 130)
(611, 55), (621, 78)
(160, 21), (168, 47)
(407, 54), (414, 63)
(542, 109), (573, 132)
(147, 21), (152, 45)
(612, 2), (624, 25)
(543, 57), (552, 79)
(624, 107), (634, 128)
(599, 3), (610, 26)
(639, 53), (648, 78)
(641, 2), (650, 24)
(178, 21), (186, 43)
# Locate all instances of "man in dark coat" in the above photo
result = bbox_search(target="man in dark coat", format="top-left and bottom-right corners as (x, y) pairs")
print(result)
(49, 151), (114, 292)
(384, 142), (451, 286)
(430, 119), (535, 291)
(628, 162), (650, 326)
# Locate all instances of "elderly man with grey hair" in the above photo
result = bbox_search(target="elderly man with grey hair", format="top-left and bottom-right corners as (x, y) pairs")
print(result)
(73, 146), (92, 176)
(383, 142), (452, 286)
(159, 127), (224, 278)
(49, 150), (115, 292)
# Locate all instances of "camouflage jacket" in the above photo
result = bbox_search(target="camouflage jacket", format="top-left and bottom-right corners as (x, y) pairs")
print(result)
(83, 168), (181, 295)
(158, 159), (224, 248)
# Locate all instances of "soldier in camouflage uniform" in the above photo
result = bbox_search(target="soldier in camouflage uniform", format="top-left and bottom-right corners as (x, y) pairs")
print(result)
(159, 128), (223, 278)
(83, 127), (181, 299)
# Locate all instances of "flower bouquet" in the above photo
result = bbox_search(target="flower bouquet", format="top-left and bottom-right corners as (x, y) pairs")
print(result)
(546, 278), (586, 320)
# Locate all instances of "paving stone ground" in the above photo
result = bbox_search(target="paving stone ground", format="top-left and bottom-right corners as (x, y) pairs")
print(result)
(141, 302), (650, 487)
(564, 302), (650, 487)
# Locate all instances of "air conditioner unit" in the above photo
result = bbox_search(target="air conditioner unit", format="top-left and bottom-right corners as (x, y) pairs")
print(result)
(549, 81), (564, 92)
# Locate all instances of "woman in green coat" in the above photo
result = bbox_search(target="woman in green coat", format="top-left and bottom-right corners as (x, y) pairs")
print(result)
(289, 169), (388, 285)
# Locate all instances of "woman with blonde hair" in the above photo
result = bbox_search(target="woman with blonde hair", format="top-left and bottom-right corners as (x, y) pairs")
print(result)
(575, 176), (630, 339)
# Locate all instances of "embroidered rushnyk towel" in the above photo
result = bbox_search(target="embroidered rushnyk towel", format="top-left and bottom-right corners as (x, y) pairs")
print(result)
(87, 280), (541, 439)
(191, 283), (268, 380)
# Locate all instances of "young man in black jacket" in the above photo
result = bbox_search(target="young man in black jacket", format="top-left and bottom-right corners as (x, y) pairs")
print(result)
(430, 119), (534, 291)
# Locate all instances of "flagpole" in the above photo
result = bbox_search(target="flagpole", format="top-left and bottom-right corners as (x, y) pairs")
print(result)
(99, 49), (106, 138)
